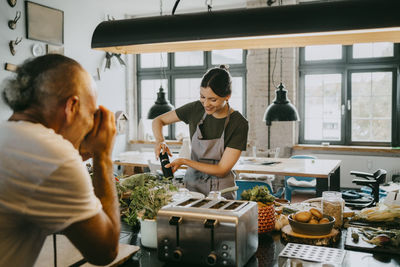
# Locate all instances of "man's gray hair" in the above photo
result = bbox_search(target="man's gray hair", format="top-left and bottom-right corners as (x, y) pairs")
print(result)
(2, 54), (82, 112)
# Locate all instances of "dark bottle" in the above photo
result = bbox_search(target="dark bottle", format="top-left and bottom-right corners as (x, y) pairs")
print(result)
(159, 152), (173, 179)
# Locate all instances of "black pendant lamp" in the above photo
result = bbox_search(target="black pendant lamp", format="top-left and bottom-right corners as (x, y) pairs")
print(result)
(147, 86), (174, 119)
(146, 3), (174, 120)
(264, 82), (299, 126)
(264, 46), (299, 126)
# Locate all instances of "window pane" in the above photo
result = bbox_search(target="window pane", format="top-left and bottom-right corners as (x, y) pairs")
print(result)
(140, 52), (168, 68)
(304, 74), (342, 141)
(211, 49), (243, 65)
(175, 78), (202, 138)
(351, 72), (392, 142)
(174, 51), (204, 67)
(140, 79), (168, 137)
(353, 42), (394, 58)
(305, 45), (342, 61)
(230, 77), (243, 113)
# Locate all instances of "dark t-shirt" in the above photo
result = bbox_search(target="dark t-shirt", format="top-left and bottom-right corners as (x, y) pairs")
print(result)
(175, 101), (248, 151)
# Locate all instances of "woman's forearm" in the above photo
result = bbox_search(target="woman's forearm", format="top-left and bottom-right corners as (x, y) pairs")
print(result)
(180, 158), (231, 178)
(173, 148), (242, 178)
(152, 117), (165, 143)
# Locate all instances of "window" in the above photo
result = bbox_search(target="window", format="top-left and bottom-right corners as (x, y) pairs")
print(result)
(299, 43), (400, 146)
(137, 50), (247, 140)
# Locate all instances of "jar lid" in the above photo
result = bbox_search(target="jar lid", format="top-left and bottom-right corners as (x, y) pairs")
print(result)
(322, 191), (342, 200)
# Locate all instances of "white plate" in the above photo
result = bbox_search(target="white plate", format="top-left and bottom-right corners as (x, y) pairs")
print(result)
(32, 44), (45, 57)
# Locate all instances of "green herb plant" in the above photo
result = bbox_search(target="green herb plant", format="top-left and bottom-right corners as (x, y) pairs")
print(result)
(240, 186), (275, 206)
(116, 173), (177, 226)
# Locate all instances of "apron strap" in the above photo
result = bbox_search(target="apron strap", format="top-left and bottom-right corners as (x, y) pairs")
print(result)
(197, 103), (233, 139)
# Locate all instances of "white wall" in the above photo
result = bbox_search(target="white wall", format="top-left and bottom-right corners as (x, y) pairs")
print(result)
(0, 0), (247, 157)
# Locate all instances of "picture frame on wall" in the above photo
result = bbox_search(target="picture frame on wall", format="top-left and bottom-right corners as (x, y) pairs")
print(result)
(46, 44), (64, 55)
(25, 1), (64, 45)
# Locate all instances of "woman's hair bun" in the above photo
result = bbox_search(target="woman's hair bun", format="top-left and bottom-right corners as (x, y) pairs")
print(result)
(219, 64), (229, 71)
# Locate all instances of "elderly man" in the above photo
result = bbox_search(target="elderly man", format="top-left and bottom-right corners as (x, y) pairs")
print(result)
(0, 54), (120, 266)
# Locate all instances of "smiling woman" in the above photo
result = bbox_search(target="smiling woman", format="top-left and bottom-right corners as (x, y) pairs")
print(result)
(151, 65), (248, 199)
(138, 50), (246, 140)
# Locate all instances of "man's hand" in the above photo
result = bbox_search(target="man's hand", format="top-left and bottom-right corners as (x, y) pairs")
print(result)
(80, 106), (116, 160)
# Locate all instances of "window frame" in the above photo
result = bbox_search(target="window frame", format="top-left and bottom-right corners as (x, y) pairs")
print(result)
(137, 50), (247, 140)
(299, 43), (400, 147)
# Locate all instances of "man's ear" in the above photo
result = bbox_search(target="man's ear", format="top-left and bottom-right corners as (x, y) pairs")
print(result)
(64, 96), (79, 124)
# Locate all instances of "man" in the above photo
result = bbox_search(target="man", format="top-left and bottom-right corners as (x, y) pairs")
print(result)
(0, 54), (120, 266)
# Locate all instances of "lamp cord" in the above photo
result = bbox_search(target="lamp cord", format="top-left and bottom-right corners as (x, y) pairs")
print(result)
(271, 0), (283, 88)
(172, 0), (180, 15)
(267, 49), (271, 150)
(160, 0), (167, 89)
(53, 234), (57, 267)
(205, 0), (213, 12)
(271, 48), (278, 88)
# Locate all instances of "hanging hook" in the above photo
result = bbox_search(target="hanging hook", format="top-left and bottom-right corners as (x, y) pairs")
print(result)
(9, 37), (22, 56)
(105, 52), (112, 70)
(7, 0), (17, 7)
(205, 0), (213, 12)
(8, 11), (21, 30)
(113, 53), (126, 66)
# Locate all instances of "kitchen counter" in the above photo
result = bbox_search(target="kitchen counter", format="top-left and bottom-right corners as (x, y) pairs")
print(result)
(117, 222), (400, 267)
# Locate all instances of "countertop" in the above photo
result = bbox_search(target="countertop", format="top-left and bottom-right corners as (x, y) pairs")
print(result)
(117, 222), (400, 267)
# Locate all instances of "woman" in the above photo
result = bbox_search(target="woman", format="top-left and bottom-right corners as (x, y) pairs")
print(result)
(152, 65), (248, 199)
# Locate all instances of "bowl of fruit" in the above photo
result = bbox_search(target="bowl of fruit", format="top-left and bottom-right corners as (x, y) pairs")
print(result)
(288, 208), (335, 236)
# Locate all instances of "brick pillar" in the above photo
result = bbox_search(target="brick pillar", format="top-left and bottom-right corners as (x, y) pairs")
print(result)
(245, 0), (299, 158)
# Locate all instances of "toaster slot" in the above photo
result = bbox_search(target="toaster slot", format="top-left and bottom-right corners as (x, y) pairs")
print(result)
(177, 198), (198, 207)
(191, 199), (211, 208)
(224, 201), (244, 210)
(209, 201), (229, 209)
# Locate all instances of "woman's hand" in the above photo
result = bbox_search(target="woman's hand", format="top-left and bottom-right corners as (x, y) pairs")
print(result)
(154, 141), (172, 160)
(166, 158), (186, 173)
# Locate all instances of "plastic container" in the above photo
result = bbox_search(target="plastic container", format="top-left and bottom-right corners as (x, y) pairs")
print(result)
(322, 191), (344, 228)
(140, 219), (157, 248)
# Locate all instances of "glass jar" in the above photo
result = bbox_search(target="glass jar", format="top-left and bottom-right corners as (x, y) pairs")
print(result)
(322, 191), (344, 228)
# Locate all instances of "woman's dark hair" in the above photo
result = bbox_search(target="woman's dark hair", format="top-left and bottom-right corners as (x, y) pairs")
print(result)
(2, 54), (81, 112)
(200, 65), (232, 97)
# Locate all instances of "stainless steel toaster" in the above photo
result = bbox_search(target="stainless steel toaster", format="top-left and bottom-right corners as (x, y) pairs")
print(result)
(157, 198), (258, 267)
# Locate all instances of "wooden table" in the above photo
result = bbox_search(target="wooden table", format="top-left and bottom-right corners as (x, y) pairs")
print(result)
(114, 152), (341, 197)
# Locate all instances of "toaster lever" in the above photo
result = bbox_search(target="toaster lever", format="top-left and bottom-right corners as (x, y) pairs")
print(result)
(169, 216), (182, 225)
(169, 216), (182, 248)
(204, 219), (218, 229)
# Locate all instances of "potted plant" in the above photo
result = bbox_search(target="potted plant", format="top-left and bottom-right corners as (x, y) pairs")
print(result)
(240, 186), (276, 233)
(116, 173), (177, 248)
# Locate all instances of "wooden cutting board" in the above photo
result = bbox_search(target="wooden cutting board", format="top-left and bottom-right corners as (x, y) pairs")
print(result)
(34, 235), (140, 267)
(281, 225), (340, 246)
(344, 227), (400, 255)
